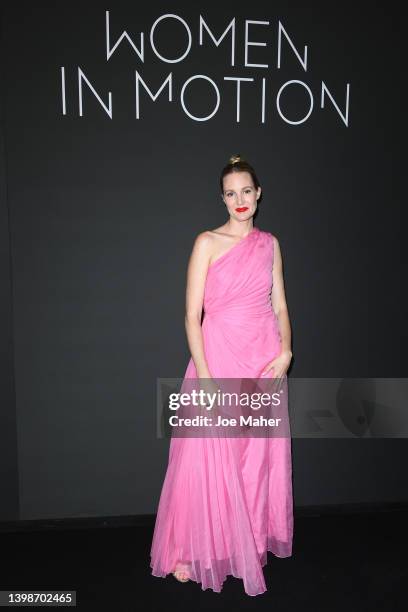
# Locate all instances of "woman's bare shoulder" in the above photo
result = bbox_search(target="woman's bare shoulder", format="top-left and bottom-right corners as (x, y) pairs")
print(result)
(190, 229), (228, 267)
(189, 230), (218, 264)
(193, 227), (225, 247)
(193, 230), (215, 248)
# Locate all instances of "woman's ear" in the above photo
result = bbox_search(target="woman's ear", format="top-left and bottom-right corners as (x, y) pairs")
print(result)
(256, 187), (262, 200)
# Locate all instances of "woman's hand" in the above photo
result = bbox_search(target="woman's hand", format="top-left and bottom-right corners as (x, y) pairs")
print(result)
(198, 377), (221, 420)
(260, 349), (293, 379)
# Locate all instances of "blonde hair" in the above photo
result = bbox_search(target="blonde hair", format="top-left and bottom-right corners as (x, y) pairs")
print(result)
(220, 153), (260, 193)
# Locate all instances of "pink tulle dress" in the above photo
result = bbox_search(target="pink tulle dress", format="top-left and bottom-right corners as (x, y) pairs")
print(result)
(150, 226), (293, 596)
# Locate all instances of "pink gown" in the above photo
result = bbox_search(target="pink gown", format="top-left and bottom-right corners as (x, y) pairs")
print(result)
(150, 226), (293, 596)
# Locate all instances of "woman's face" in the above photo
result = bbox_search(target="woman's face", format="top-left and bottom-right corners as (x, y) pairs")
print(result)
(222, 171), (261, 221)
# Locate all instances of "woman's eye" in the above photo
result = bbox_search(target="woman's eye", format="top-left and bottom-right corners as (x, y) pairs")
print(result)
(245, 189), (252, 194)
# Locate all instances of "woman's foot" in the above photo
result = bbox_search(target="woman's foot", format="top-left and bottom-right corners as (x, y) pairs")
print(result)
(172, 562), (191, 583)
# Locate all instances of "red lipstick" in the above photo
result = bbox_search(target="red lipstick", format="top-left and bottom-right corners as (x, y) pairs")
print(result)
(236, 207), (248, 212)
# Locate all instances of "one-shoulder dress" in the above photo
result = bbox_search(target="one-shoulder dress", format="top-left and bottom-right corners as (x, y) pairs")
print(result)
(150, 226), (293, 596)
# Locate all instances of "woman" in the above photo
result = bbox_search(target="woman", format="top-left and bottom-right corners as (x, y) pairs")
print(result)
(150, 154), (294, 596)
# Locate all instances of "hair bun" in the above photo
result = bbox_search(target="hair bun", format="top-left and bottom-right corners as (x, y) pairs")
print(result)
(220, 154), (260, 192)
(229, 153), (242, 165)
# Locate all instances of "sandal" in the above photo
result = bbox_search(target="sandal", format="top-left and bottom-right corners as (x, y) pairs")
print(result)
(172, 562), (191, 583)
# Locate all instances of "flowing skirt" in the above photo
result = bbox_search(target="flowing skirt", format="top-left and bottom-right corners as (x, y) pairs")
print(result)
(150, 305), (293, 595)
(150, 413), (293, 595)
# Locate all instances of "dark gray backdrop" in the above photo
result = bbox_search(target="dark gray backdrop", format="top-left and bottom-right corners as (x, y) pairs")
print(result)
(0, 1), (405, 522)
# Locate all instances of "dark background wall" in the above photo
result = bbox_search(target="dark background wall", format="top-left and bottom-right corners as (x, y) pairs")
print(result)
(0, 1), (405, 522)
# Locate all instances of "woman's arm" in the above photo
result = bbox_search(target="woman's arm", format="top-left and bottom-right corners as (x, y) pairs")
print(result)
(184, 232), (212, 378)
(270, 236), (293, 362)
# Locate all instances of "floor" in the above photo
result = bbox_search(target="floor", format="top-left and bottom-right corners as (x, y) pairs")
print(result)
(1, 509), (406, 611)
